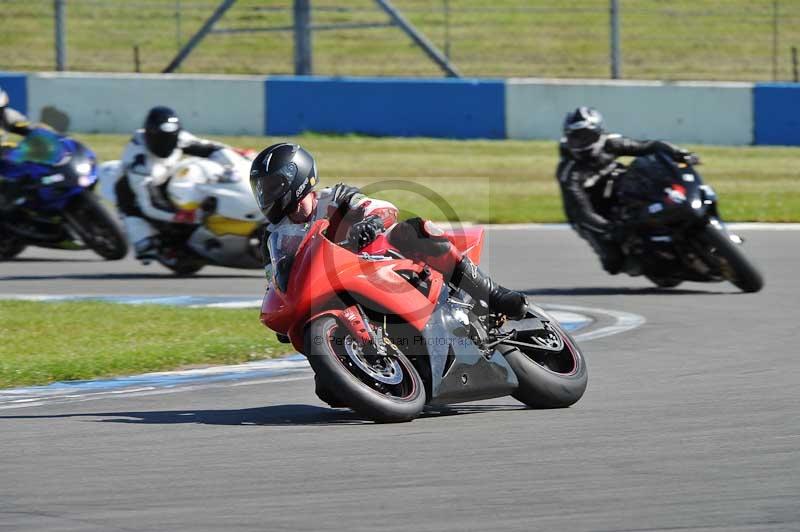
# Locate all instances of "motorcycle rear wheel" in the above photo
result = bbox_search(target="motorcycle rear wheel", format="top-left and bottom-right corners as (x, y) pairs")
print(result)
(63, 192), (128, 260)
(504, 321), (588, 409)
(304, 316), (425, 423)
(646, 275), (683, 288)
(695, 224), (763, 293)
(163, 256), (205, 276)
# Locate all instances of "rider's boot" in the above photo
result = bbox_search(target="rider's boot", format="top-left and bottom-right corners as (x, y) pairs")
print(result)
(451, 256), (528, 320)
(622, 255), (643, 276)
(124, 216), (160, 262)
(133, 236), (159, 262)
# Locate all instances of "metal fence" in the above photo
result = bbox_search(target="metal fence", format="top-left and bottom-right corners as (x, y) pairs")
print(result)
(2, 0), (800, 81)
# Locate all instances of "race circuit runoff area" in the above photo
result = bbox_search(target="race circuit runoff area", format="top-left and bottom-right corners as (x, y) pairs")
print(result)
(0, 295), (644, 409)
(2, 224), (798, 532)
(2, 222), (796, 409)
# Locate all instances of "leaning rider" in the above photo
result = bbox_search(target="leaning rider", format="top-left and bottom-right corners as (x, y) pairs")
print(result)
(250, 143), (528, 408)
(556, 106), (699, 274)
(249, 143), (528, 319)
(115, 105), (236, 260)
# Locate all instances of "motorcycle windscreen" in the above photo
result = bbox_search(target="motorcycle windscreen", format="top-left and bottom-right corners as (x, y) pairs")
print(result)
(267, 224), (309, 293)
(5, 129), (67, 166)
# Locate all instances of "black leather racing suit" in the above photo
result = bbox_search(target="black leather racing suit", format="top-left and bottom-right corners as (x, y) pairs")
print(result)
(556, 134), (688, 274)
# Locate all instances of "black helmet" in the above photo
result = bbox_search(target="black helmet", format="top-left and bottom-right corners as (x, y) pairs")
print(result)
(143, 106), (181, 158)
(563, 106), (605, 156)
(249, 143), (318, 224)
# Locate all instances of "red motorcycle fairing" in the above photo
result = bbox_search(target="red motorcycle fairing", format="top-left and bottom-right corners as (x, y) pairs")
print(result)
(260, 220), (485, 353)
(359, 225), (485, 265)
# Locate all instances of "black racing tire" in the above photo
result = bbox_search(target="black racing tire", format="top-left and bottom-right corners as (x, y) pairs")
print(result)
(0, 234), (26, 260)
(696, 224), (764, 293)
(505, 321), (588, 409)
(646, 275), (683, 288)
(63, 191), (128, 260)
(163, 257), (205, 277)
(304, 316), (425, 423)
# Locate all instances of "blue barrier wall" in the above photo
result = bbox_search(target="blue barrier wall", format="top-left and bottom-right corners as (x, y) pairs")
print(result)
(0, 72), (28, 115)
(265, 76), (506, 139)
(754, 84), (800, 146)
(4, 72), (786, 146)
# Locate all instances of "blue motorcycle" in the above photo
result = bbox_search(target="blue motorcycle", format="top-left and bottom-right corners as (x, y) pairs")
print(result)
(0, 129), (128, 260)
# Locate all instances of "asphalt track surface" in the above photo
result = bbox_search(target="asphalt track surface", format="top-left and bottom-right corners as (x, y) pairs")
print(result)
(1, 227), (798, 532)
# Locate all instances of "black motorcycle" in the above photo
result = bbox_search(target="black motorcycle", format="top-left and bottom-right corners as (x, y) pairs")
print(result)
(612, 152), (763, 292)
(0, 129), (127, 261)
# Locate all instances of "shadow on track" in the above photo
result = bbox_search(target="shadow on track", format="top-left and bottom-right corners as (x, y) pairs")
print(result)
(522, 286), (732, 296)
(0, 403), (526, 426)
(7, 257), (101, 263)
(0, 272), (262, 281)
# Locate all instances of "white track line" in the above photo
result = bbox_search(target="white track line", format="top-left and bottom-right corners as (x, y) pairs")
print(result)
(0, 305), (642, 409)
(548, 304), (646, 341)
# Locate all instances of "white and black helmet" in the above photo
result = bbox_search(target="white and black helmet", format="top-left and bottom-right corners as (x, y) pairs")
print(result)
(0, 87), (8, 110)
(249, 143), (318, 224)
(563, 106), (605, 156)
(143, 106), (181, 158)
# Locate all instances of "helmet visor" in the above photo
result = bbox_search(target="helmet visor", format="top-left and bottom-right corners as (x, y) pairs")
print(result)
(251, 163), (298, 216)
(566, 128), (601, 151)
(145, 130), (179, 158)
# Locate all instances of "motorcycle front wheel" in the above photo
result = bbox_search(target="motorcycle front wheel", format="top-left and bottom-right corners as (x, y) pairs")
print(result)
(63, 191), (128, 260)
(0, 236), (26, 260)
(304, 316), (425, 423)
(504, 320), (588, 409)
(695, 224), (764, 293)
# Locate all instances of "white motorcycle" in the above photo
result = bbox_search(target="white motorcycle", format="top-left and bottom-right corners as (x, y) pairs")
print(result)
(99, 149), (267, 275)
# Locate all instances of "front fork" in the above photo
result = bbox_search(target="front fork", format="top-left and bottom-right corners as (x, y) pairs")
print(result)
(340, 304), (398, 358)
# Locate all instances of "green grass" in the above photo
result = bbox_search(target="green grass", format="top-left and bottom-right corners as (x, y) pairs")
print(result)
(3, 0), (800, 81)
(0, 301), (290, 388)
(3, 132), (798, 388)
(78, 132), (800, 223)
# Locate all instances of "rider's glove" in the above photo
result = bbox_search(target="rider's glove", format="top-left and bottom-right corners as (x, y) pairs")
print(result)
(348, 215), (384, 249)
(331, 184), (362, 209)
(173, 209), (197, 224)
(676, 149), (701, 166)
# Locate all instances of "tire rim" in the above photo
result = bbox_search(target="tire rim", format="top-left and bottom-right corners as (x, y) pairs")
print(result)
(518, 324), (579, 376)
(328, 325), (417, 400)
(342, 335), (404, 385)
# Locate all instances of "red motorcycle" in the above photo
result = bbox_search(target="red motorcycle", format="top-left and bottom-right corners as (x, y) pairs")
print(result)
(260, 219), (587, 423)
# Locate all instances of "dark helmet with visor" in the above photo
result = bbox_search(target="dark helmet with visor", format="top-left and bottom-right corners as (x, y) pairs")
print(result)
(249, 143), (317, 224)
(563, 106), (605, 157)
(143, 106), (181, 158)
